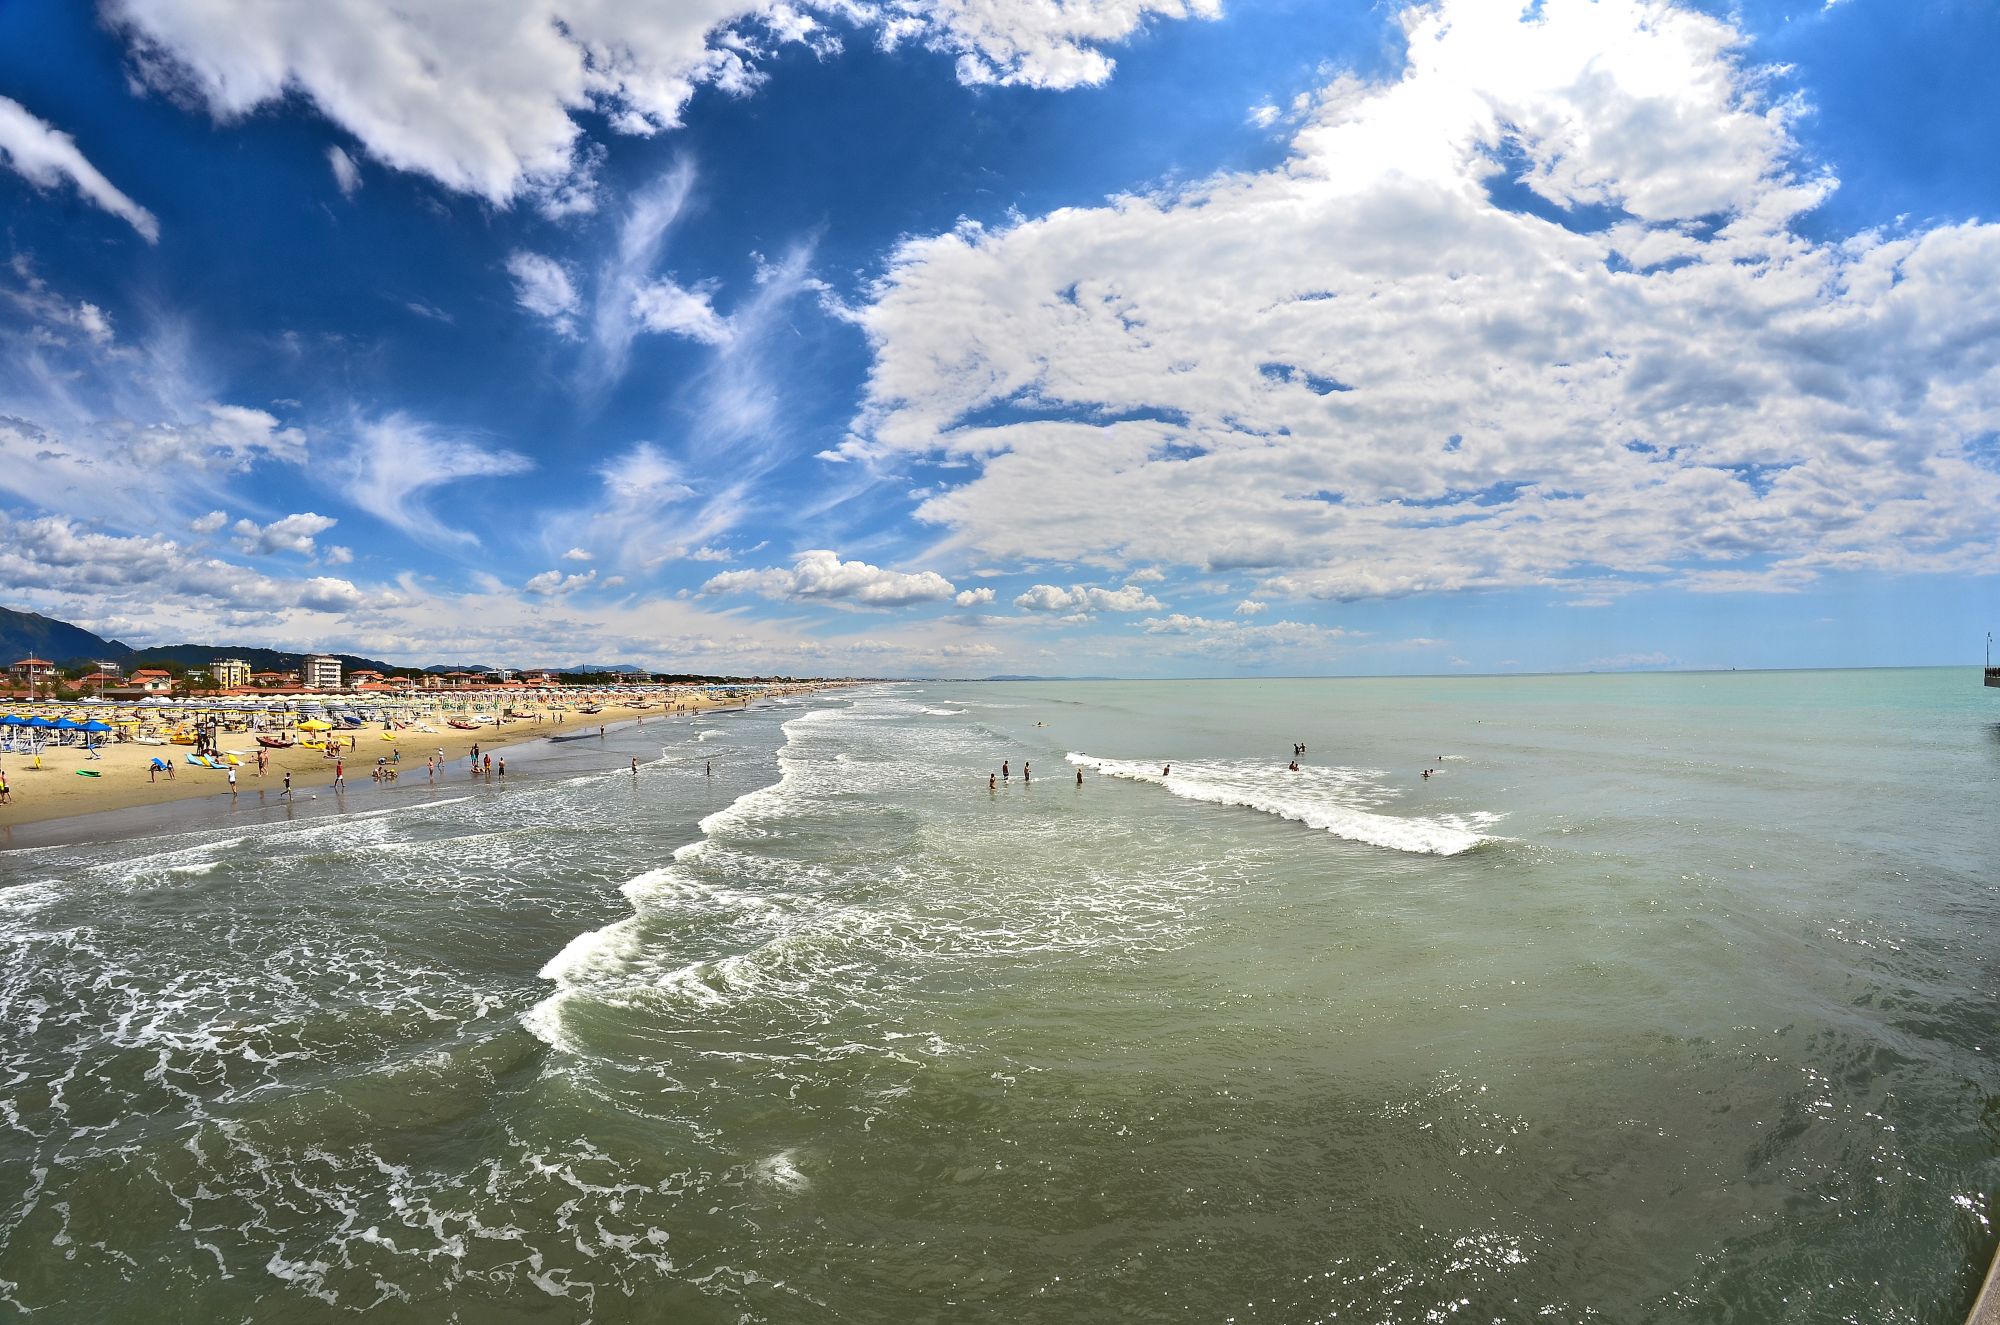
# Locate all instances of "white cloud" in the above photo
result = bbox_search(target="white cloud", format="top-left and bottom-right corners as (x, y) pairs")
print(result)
(0, 511), (378, 618)
(588, 163), (699, 384)
(1013, 583), (1162, 613)
(103, 0), (1218, 207)
(954, 586), (995, 606)
(329, 413), (533, 546)
(233, 511), (338, 555)
(848, 0), (2000, 605)
(1234, 599), (1267, 615)
(525, 567), (598, 595)
(1587, 650), (1674, 669)
(0, 95), (159, 241)
(0, 271), (312, 528)
(327, 144), (361, 196)
(506, 250), (581, 336)
(1139, 613), (1354, 655)
(632, 277), (729, 345)
(323, 544), (354, 565)
(561, 546), (594, 561)
(190, 510), (228, 534)
(703, 549), (958, 606)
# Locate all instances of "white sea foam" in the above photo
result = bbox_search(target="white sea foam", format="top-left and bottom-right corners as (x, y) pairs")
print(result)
(919, 707), (965, 716)
(1067, 754), (1501, 856)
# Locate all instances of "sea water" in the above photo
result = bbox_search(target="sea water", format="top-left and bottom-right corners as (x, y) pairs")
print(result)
(0, 671), (1995, 1322)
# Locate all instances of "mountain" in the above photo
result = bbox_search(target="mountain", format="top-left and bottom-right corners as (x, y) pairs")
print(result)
(0, 605), (395, 674)
(0, 606), (134, 666)
(555, 663), (649, 675)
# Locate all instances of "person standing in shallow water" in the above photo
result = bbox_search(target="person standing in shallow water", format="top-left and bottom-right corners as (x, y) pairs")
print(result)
(1076, 768), (1083, 786)
(1023, 762), (1031, 782)
(1002, 760), (1010, 781)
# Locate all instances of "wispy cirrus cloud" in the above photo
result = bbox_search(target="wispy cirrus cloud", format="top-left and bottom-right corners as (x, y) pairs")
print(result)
(328, 413), (533, 547)
(0, 95), (158, 241)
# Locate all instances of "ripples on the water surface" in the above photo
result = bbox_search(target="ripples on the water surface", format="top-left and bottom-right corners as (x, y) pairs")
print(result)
(0, 677), (1995, 1323)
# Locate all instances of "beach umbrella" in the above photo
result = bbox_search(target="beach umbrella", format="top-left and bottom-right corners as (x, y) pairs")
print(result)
(80, 720), (112, 733)
(26, 716), (57, 729)
(54, 718), (84, 731)
(0, 715), (20, 726)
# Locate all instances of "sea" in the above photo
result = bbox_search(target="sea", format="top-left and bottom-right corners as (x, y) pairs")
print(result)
(0, 670), (1995, 1323)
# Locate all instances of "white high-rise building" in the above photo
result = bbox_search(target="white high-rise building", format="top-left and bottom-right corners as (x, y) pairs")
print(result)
(302, 654), (343, 691)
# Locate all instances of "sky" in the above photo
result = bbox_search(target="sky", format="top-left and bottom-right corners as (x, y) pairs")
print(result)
(0, 0), (1996, 678)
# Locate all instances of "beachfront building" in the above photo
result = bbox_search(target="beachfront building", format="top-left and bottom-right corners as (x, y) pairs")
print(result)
(128, 669), (174, 694)
(302, 654), (343, 691)
(9, 658), (56, 696)
(211, 657), (251, 690)
(77, 666), (124, 695)
(251, 669), (298, 689)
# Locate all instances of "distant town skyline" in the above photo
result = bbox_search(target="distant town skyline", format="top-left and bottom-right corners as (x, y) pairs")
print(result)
(1, 0), (1996, 677)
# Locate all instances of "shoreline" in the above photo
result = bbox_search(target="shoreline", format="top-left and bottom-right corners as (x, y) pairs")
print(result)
(0, 685), (844, 844)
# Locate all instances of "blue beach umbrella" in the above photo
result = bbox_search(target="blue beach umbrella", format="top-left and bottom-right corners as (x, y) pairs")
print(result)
(80, 720), (112, 733)
(53, 718), (83, 731)
(25, 716), (56, 729)
(0, 715), (21, 726)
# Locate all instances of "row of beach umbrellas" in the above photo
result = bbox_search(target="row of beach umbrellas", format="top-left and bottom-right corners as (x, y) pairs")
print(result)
(1, 715), (114, 732)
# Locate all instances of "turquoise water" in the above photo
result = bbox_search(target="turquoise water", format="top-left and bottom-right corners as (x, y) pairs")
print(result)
(0, 670), (1995, 1321)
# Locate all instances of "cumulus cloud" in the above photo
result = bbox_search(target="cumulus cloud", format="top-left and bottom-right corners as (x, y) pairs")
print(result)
(103, 0), (1218, 207)
(0, 95), (159, 241)
(507, 250), (581, 336)
(561, 546), (593, 561)
(233, 511), (337, 556)
(190, 510), (228, 534)
(1234, 599), (1267, 615)
(0, 511), (375, 617)
(525, 567), (598, 595)
(702, 549), (957, 606)
(954, 586), (996, 606)
(1013, 583), (1162, 613)
(849, 0), (2000, 606)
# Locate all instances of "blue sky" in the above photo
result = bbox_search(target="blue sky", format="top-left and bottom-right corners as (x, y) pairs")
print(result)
(0, 0), (1995, 676)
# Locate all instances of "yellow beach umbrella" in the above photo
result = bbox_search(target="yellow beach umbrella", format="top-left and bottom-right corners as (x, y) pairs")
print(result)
(296, 719), (332, 731)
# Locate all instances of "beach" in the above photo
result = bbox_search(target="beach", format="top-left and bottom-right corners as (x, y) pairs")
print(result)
(0, 685), (836, 831)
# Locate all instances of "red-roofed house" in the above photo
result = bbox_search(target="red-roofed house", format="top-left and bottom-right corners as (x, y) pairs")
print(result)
(128, 669), (174, 694)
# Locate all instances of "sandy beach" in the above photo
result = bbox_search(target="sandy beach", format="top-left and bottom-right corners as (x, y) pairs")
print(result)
(0, 686), (837, 833)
